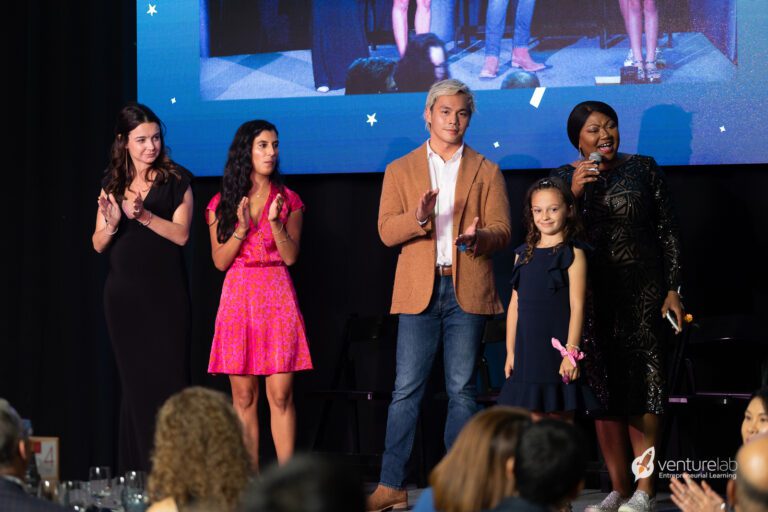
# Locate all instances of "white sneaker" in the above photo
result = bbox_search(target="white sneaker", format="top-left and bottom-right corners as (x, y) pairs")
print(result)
(585, 491), (628, 512)
(618, 491), (656, 512)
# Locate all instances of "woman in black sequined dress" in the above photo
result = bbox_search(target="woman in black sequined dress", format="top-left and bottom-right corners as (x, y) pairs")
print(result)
(552, 101), (684, 512)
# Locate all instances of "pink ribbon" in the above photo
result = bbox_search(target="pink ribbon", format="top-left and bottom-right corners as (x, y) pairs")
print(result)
(551, 337), (585, 384)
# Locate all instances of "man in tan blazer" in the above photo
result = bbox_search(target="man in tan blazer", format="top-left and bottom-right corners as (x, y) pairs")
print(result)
(368, 79), (511, 511)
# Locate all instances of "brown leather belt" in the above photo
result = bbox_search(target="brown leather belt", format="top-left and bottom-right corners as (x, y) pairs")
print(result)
(436, 265), (452, 277)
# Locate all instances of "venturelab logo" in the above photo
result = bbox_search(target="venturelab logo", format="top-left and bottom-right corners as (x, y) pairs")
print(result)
(629, 447), (737, 481)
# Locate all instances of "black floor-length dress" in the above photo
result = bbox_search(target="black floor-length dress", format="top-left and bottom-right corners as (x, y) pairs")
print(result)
(553, 155), (682, 415)
(102, 169), (191, 472)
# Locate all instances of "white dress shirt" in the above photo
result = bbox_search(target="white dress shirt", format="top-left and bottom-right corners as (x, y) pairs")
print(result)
(426, 142), (463, 267)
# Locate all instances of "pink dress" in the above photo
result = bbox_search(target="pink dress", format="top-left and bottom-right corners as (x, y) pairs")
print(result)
(207, 186), (313, 375)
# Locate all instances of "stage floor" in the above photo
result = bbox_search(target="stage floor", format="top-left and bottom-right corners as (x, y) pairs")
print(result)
(200, 32), (736, 100)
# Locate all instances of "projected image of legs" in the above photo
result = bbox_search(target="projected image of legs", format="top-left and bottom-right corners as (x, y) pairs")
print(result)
(199, 0), (737, 100)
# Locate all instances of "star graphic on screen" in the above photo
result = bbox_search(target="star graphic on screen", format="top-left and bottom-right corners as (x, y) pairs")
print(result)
(493, 141), (500, 148)
(170, 97), (177, 104)
(719, 126), (726, 132)
(366, 113), (377, 127)
(147, 4), (157, 16)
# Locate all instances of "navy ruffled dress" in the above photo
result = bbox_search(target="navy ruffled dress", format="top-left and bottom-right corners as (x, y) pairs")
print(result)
(497, 242), (600, 413)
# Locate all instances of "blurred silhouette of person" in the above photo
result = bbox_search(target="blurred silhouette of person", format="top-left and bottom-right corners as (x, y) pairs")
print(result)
(501, 70), (540, 89)
(240, 454), (365, 512)
(394, 33), (449, 93)
(312, 0), (369, 92)
(346, 57), (397, 94)
(393, 0), (432, 56)
(480, 0), (545, 78)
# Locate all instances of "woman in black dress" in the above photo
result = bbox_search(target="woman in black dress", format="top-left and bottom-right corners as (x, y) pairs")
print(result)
(92, 103), (193, 472)
(552, 101), (683, 512)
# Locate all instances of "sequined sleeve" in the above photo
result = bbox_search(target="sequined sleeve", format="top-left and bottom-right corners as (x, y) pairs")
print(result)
(648, 158), (682, 291)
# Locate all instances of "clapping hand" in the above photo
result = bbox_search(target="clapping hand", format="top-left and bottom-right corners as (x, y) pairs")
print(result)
(122, 193), (145, 220)
(268, 193), (284, 222)
(670, 474), (725, 512)
(234, 197), (250, 237)
(455, 217), (479, 251)
(98, 193), (121, 227)
(416, 188), (439, 224)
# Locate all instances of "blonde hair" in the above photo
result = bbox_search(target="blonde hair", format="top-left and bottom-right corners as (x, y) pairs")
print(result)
(430, 406), (531, 512)
(148, 387), (251, 512)
(423, 79), (476, 130)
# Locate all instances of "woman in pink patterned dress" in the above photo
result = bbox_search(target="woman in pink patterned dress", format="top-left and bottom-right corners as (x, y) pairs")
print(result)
(206, 120), (312, 469)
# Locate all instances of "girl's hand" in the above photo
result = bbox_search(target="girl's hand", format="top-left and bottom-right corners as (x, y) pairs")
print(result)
(670, 475), (724, 512)
(122, 193), (145, 220)
(234, 197), (250, 237)
(661, 290), (685, 335)
(98, 193), (122, 227)
(571, 159), (601, 198)
(504, 353), (515, 378)
(559, 357), (580, 382)
(268, 193), (284, 222)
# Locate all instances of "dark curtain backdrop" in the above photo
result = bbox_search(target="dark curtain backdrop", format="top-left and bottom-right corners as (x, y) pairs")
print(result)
(5, 0), (768, 483)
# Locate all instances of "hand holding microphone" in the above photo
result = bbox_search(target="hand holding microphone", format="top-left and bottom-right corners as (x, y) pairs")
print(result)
(572, 152), (602, 198)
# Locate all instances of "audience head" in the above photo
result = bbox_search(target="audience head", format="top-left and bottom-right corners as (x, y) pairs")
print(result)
(394, 33), (449, 93)
(430, 407), (531, 512)
(0, 399), (29, 477)
(501, 71), (541, 89)
(514, 419), (587, 508)
(239, 454), (364, 512)
(345, 57), (397, 94)
(728, 434), (768, 512)
(148, 387), (250, 512)
(743, 387), (768, 444)
(566, 101), (620, 160)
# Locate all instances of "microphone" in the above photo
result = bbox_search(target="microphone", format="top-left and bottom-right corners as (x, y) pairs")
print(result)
(583, 152), (602, 209)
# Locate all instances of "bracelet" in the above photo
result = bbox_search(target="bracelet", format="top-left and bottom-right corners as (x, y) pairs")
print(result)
(105, 224), (118, 236)
(233, 231), (246, 241)
(565, 344), (581, 352)
(139, 211), (153, 227)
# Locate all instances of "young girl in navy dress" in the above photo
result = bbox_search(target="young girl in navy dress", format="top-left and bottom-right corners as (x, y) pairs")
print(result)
(498, 177), (599, 420)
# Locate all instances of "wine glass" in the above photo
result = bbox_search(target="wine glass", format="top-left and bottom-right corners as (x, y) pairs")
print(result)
(89, 466), (111, 506)
(59, 480), (91, 509)
(37, 478), (57, 501)
(123, 470), (149, 512)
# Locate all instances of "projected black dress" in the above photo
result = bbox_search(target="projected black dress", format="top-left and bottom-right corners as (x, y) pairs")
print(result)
(101, 169), (191, 472)
(552, 155), (681, 415)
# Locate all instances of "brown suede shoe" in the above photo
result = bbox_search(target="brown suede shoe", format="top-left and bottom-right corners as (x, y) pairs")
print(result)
(366, 484), (408, 512)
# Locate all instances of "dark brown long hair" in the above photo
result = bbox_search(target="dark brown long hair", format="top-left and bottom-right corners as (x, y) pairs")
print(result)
(215, 120), (283, 243)
(430, 407), (531, 512)
(102, 102), (181, 200)
(522, 177), (583, 263)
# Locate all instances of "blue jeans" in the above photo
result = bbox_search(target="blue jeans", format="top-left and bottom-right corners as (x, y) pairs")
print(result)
(379, 276), (486, 489)
(430, 0), (457, 48)
(485, 0), (537, 56)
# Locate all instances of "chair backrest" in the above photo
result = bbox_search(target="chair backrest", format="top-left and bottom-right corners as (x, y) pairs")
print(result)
(341, 314), (399, 392)
(682, 315), (768, 394)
